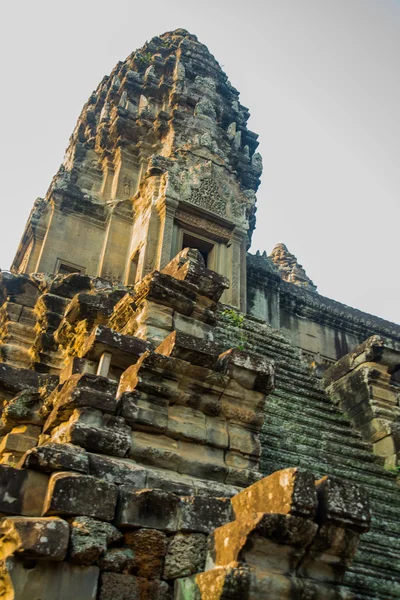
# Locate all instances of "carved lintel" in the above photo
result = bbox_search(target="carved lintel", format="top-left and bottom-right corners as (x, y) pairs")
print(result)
(175, 208), (232, 242)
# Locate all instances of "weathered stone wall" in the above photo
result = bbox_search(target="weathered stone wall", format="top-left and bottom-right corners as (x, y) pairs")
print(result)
(324, 336), (400, 469)
(247, 252), (400, 366)
(215, 307), (400, 599)
(0, 250), (376, 599)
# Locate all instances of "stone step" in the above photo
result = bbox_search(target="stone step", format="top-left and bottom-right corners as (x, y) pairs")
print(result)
(263, 414), (371, 452)
(274, 378), (342, 405)
(216, 316), (400, 598)
(216, 326), (298, 361)
(353, 550), (400, 581)
(368, 513), (400, 536)
(345, 564), (400, 599)
(268, 391), (356, 426)
(262, 424), (377, 464)
(262, 437), (396, 484)
(263, 406), (364, 446)
(262, 451), (398, 493)
(357, 536), (400, 571)
(275, 368), (324, 392)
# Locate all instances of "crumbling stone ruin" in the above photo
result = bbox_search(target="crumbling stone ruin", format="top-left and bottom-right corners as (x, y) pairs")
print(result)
(1, 28), (399, 600)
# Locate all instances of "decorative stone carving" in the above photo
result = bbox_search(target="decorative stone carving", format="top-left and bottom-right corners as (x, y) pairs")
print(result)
(188, 178), (226, 218)
(175, 209), (232, 241)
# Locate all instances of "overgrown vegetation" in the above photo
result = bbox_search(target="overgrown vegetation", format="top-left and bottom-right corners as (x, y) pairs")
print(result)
(222, 308), (246, 350)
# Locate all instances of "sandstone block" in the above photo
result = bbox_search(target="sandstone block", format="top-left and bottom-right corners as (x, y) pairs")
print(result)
(225, 465), (262, 488)
(98, 547), (135, 573)
(192, 478), (239, 498)
(123, 528), (167, 578)
(156, 331), (221, 369)
(0, 363), (57, 397)
(99, 572), (171, 600)
(163, 533), (207, 580)
(146, 467), (197, 496)
(177, 387), (222, 418)
(178, 496), (233, 534)
(0, 390), (44, 430)
(162, 248), (229, 302)
(59, 357), (97, 384)
(62, 292), (116, 326)
(22, 442), (90, 474)
(197, 567), (351, 600)
(134, 324), (170, 345)
(43, 472), (118, 521)
(0, 429), (39, 455)
(178, 441), (227, 483)
(81, 325), (150, 369)
(116, 488), (179, 531)
(217, 348), (275, 395)
(129, 431), (180, 471)
(172, 313), (215, 340)
(47, 272), (92, 299)
(231, 468), (317, 520)
(69, 516), (122, 565)
(50, 407), (132, 457)
(133, 299), (173, 330)
(205, 415), (228, 449)
(225, 450), (258, 471)
(315, 475), (371, 533)
(132, 270), (196, 316)
(196, 565), (251, 600)
(118, 352), (183, 401)
(44, 373), (118, 431)
(209, 513), (317, 571)
(0, 516), (69, 561)
(297, 523), (361, 583)
(88, 453), (146, 487)
(5, 558), (99, 600)
(220, 380), (265, 429)
(0, 465), (49, 516)
(227, 423), (261, 457)
(119, 390), (168, 432)
(167, 405), (206, 444)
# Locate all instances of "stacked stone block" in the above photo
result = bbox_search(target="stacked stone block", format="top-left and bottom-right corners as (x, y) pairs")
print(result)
(0, 250), (379, 598)
(324, 336), (400, 469)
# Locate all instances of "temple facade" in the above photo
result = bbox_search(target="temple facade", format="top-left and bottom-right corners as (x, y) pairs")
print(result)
(0, 29), (399, 600)
(12, 29), (261, 312)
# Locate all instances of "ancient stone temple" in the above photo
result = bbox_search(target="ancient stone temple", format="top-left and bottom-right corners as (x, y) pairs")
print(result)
(1, 29), (399, 600)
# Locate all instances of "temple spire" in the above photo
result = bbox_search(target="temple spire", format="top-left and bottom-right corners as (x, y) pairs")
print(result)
(269, 243), (317, 292)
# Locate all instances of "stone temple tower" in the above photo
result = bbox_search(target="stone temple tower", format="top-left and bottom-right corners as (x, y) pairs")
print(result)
(12, 29), (262, 311)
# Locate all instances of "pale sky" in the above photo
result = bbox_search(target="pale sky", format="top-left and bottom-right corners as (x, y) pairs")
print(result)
(0, 0), (399, 324)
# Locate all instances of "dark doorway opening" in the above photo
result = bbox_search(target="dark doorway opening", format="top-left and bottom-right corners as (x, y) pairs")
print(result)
(181, 233), (214, 268)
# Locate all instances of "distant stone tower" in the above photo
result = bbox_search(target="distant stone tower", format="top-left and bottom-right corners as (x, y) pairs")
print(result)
(12, 29), (262, 310)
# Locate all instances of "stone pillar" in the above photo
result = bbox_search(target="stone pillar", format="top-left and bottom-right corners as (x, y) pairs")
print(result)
(230, 228), (247, 311)
(97, 352), (112, 378)
(100, 158), (115, 201)
(98, 202), (134, 282)
(240, 236), (247, 314)
(156, 197), (179, 271)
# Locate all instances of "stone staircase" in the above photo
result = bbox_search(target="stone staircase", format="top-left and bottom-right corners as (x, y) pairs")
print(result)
(215, 311), (400, 600)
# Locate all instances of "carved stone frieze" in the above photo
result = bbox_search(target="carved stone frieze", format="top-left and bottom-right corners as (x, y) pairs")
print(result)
(188, 178), (226, 217)
(175, 209), (232, 241)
